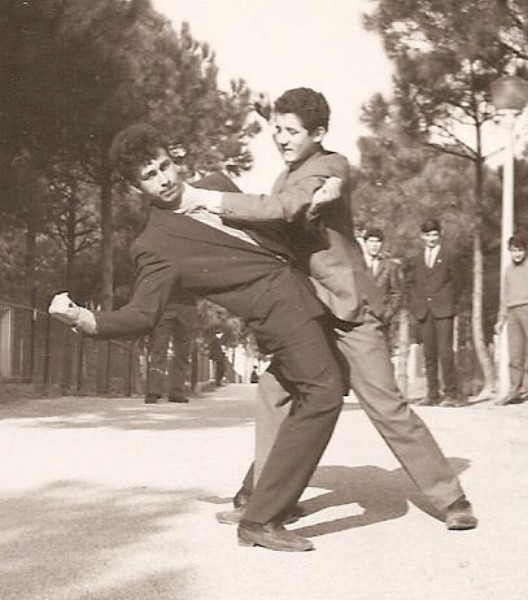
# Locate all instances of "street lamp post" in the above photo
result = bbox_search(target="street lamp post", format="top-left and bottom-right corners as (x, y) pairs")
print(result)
(490, 75), (528, 399)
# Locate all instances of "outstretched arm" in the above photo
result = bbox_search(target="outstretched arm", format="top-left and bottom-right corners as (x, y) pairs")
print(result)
(182, 156), (348, 224)
(49, 251), (179, 339)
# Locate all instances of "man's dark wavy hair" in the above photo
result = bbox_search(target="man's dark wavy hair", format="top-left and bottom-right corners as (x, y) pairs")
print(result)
(274, 87), (330, 133)
(109, 123), (168, 184)
(420, 218), (441, 234)
(508, 232), (526, 250)
(364, 227), (384, 242)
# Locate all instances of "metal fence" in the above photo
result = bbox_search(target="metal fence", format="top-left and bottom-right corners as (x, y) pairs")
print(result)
(0, 302), (222, 396)
(0, 302), (144, 395)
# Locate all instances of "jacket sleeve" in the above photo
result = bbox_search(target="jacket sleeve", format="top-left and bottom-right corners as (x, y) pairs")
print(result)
(219, 155), (349, 223)
(384, 260), (404, 322)
(94, 246), (180, 339)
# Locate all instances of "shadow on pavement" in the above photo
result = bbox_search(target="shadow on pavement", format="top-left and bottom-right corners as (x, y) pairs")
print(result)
(0, 388), (359, 432)
(0, 481), (201, 600)
(293, 457), (471, 537)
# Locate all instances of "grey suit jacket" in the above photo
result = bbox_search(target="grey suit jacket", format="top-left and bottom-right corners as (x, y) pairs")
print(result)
(219, 148), (384, 322)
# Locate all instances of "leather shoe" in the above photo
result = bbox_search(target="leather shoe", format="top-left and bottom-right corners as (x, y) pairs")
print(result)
(439, 396), (469, 408)
(446, 496), (478, 530)
(238, 519), (313, 552)
(415, 396), (441, 406)
(168, 395), (190, 403)
(496, 393), (524, 406)
(216, 504), (301, 526)
(144, 393), (161, 404)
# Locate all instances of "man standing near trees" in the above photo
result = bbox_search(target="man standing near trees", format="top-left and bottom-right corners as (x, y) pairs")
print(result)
(495, 233), (528, 406)
(144, 289), (197, 404)
(363, 227), (403, 341)
(408, 219), (467, 408)
(184, 87), (477, 532)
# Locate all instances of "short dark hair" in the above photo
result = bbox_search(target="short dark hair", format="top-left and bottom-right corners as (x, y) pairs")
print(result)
(274, 87), (330, 133)
(420, 218), (441, 234)
(508, 232), (526, 250)
(364, 227), (384, 242)
(109, 123), (169, 184)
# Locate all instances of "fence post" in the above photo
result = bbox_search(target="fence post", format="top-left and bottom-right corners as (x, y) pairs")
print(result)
(124, 343), (133, 397)
(76, 334), (84, 393)
(42, 313), (52, 394)
(29, 307), (37, 380)
(104, 340), (112, 395)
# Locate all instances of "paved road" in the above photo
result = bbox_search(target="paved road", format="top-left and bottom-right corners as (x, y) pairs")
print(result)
(1, 385), (527, 600)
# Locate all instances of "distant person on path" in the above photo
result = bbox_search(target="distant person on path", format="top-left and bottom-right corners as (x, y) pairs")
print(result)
(187, 87), (477, 532)
(209, 333), (227, 387)
(145, 290), (197, 404)
(495, 233), (528, 405)
(408, 219), (466, 408)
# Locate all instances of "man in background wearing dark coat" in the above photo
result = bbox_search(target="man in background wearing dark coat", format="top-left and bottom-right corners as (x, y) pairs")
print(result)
(408, 219), (466, 407)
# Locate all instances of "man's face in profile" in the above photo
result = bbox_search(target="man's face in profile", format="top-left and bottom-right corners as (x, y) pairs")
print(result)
(138, 148), (184, 203)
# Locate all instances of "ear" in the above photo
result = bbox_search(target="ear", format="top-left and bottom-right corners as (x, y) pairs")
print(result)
(312, 126), (327, 143)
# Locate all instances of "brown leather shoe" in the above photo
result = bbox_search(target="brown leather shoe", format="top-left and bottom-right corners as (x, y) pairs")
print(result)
(439, 396), (469, 408)
(216, 504), (301, 526)
(415, 396), (441, 406)
(238, 519), (314, 552)
(446, 496), (478, 530)
(496, 393), (524, 406)
(144, 393), (161, 404)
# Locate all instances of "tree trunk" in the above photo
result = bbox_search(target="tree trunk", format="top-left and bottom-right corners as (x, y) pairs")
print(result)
(471, 157), (496, 397)
(100, 156), (114, 310)
(65, 182), (77, 292)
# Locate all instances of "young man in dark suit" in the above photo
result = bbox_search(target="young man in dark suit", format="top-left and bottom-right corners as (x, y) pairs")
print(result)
(408, 219), (466, 408)
(186, 88), (477, 531)
(49, 123), (347, 552)
(144, 288), (197, 404)
(363, 227), (403, 332)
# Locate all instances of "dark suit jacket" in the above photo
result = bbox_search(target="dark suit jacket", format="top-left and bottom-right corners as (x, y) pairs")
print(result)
(408, 245), (458, 320)
(94, 203), (323, 354)
(219, 148), (384, 323)
(372, 257), (403, 324)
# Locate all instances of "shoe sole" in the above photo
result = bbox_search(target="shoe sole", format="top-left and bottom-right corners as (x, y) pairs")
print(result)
(238, 530), (314, 552)
(446, 519), (478, 531)
(217, 512), (299, 526)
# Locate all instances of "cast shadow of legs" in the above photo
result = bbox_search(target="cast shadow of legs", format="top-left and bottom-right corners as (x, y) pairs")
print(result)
(293, 457), (470, 538)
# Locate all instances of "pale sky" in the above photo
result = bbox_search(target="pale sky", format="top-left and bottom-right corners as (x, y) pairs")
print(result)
(151, 0), (393, 191)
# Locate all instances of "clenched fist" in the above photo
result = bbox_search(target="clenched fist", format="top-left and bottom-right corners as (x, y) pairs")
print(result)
(307, 176), (343, 217)
(48, 292), (97, 334)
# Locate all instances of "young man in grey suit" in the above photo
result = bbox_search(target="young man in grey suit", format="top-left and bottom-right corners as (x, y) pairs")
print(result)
(186, 87), (477, 531)
(49, 122), (348, 553)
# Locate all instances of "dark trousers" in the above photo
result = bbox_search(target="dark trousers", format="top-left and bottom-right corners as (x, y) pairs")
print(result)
(418, 311), (457, 399)
(507, 304), (528, 394)
(242, 310), (464, 512)
(243, 316), (345, 524)
(147, 309), (196, 397)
